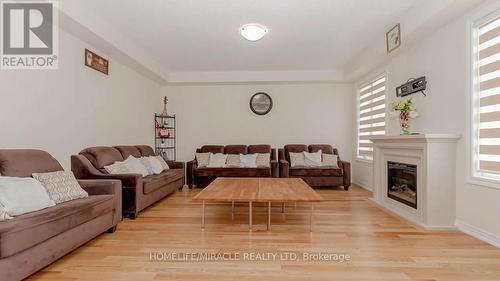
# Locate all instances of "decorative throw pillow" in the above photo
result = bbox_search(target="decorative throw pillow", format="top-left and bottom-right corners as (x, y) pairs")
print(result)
(123, 156), (149, 177)
(139, 157), (155, 175)
(196, 153), (211, 168)
(256, 153), (271, 168)
(0, 204), (12, 221)
(147, 156), (164, 174)
(32, 171), (88, 204)
(289, 152), (306, 167)
(208, 153), (227, 168)
(322, 153), (339, 168)
(0, 177), (55, 216)
(104, 160), (129, 174)
(155, 156), (170, 171)
(304, 150), (322, 167)
(240, 154), (257, 168)
(226, 154), (241, 167)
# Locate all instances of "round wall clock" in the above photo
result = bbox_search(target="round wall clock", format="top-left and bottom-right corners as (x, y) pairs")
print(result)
(249, 92), (273, 115)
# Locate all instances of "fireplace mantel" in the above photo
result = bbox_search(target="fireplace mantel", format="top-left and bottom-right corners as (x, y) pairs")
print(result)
(369, 134), (460, 229)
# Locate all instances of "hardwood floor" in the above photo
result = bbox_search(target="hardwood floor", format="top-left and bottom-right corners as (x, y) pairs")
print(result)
(29, 185), (500, 281)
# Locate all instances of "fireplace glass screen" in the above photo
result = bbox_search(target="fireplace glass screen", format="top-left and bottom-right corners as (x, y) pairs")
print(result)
(387, 161), (417, 209)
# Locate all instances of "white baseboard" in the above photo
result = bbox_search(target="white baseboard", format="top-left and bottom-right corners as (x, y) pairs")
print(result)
(352, 180), (372, 191)
(455, 219), (500, 248)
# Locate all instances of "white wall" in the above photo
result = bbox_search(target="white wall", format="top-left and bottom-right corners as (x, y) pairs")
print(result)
(353, 2), (500, 239)
(0, 28), (162, 169)
(164, 83), (355, 162)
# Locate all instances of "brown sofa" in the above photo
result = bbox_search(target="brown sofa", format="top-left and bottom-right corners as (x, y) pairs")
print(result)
(71, 145), (184, 219)
(278, 144), (351, 190)
(187, 145), (278, 188)
(0, 149), (121, 281)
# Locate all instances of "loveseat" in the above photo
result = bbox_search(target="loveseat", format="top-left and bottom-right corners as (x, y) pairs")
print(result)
(187, 145), (278, 188)
(0, 149), (121, 281)
(278, 144), (351, 190)
(71, 145), (184, 219)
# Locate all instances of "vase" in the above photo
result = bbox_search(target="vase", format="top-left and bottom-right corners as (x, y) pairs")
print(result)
(399, 111), (410, 135)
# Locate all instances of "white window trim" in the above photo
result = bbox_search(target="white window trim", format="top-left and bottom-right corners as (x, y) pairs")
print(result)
(355, 71), (388, 163)
(467, 3), (500, 190)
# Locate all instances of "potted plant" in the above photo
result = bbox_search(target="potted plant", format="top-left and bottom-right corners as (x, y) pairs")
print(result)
(391, 98), (419, 135)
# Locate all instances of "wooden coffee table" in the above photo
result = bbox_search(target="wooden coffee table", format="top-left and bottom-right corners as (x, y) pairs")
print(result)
(192, 178), (325, 231)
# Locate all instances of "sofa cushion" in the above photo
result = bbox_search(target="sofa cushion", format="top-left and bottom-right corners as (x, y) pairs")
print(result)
(142, 169), (184, 194)
(0, 195), (113, 258)
(136, 145), (155, 157)
(200, 145), (224, 154)
(195, 167), (271, 177)
(309, 144), (337, 155)
(0, 149), (63, 177)
(289, 167), (343, 177)
(224, 145), (247, 155)
(80, 147), (124, 170)
(284, 144), (308, 162)
(248, 144), (271, 154)
(114, 146), (142, 158)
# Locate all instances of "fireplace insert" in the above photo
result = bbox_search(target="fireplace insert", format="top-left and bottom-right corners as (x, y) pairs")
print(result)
(387, 161), (417, 209)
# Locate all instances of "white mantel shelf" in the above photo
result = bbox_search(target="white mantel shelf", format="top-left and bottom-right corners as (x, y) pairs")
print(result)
(369, 134), (461, 142)
(370, 133), (461, 230)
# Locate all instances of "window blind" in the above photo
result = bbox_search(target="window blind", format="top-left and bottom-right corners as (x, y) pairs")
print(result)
(478, 16), (500, 173)
(358, 76), (386, 160)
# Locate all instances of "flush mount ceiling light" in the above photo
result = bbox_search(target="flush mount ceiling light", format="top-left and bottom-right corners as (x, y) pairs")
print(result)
(240, 23), (268, 41)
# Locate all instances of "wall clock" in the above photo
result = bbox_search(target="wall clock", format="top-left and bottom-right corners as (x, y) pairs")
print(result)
(250, 92), (273, 115)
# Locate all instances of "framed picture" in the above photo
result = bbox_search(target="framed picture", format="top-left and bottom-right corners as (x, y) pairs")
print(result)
(386, 23), (401, 53)
(85, 49), (109, 75)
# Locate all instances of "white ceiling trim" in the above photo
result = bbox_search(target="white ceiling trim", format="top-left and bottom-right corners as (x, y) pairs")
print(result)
(166, 70), (345, 84)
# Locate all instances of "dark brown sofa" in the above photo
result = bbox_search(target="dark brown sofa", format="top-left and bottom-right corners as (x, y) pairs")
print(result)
(278, 144), (351, 190)
(187, 145), (278, 188)
(71, 145), (184, 219)
(0, 149), (121, 281)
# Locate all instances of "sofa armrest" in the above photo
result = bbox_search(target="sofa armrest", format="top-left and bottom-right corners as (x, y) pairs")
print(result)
(279, 160), (289, 178)
(186, 160), (198, 187)
(71, 155), (142, 187)
(270, 160), (279, 178)
(167, 161), (185, 170)
(341, 161), (351, 187)
(78, 179), (122, 225)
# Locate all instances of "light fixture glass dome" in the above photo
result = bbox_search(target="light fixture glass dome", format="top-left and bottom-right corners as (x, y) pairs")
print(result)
(240, 23), (268, 41)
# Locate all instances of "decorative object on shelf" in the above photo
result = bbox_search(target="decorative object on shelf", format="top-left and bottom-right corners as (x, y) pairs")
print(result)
(390, 98), (419, 135)
(154, 114), (176, 160)
(85, 49), (109, 75)
(396, 77), (427, 97)
(386, 23), (401, 53)
(160, 96), (169, 126)
(250, 92), (273, 115)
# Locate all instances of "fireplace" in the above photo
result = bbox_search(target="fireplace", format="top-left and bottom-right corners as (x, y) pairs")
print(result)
(387, 161), (417, 209)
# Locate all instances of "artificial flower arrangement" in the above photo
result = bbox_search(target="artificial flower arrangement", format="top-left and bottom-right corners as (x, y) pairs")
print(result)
(390, 98), (419, 135)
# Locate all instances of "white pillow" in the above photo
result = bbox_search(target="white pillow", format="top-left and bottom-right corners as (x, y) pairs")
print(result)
(256, 153), (271, 168)
(207, 153), (227, 168)
(104, 160), (129, 174)
(195, 153), (210, 168)
(322, 153), (339, 168)
(0, 176), (55, 216)
(304, 150), (322, 167)
(32, 171), (89, 204)
(139, 157), (155, 175)
(124, 156), (149, 177)
(147, 156), (164, 174)
(155, 156), (170, 171)
(0, 203), (12, 221)
(289, 152), (306, 167)
(240, 154), (257, 168)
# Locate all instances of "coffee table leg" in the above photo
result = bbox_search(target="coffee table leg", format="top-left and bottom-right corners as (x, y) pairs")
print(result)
(249, 201), (253, 231)
(310, 202), (313, 232)
(202, 200), (205, 230)
(267, 201), (271, 231)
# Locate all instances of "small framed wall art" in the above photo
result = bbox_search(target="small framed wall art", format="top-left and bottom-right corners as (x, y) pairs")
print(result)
(386, 23), (401, 53)
(85, 49), (109, 75)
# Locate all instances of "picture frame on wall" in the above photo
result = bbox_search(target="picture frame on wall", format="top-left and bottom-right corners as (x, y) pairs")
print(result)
(85, 49), (109, 75)
(386, 23), (401, 53)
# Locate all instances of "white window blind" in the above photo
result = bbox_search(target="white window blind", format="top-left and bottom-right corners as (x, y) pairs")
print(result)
(477, 15), (500, 175)
(357, 76), (386, 160)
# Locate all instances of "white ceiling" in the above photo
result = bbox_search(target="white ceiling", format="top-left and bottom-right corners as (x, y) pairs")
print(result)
(83, 0), (420, 73)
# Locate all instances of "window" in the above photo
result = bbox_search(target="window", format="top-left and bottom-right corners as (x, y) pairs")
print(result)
(357, 75), (386, 161)
(471, 10), (500, 184)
